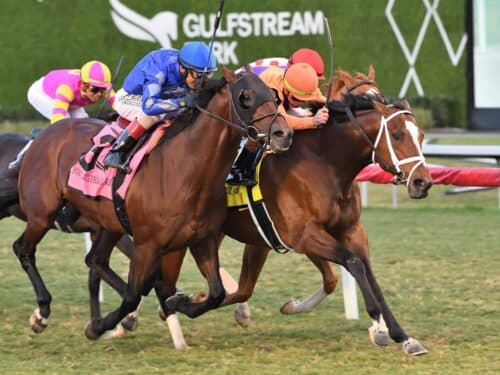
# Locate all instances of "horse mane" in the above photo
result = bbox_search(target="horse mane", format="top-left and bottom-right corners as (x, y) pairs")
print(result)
(307, 93), (408, 124)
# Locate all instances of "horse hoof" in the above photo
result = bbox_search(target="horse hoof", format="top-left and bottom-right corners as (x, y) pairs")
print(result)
(403, 337), (428, 356)
(84, 321), (100, 340)
(165, 292), (189, 311)
(121, 315), (139, 331)
(234, 303), (251, 327)
(103, 323), (127, 339)
(280, 300), (300, 314)
(368, 326), (390, 346)
(29, 308), (49, 334)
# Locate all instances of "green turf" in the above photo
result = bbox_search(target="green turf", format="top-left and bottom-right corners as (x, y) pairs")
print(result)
(0, 205), (498, 374)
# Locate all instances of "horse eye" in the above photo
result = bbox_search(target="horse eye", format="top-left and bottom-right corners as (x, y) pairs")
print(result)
(392, 131), (404, 141)
(238, 90), (254, 109)
(270, 88), (281, 105)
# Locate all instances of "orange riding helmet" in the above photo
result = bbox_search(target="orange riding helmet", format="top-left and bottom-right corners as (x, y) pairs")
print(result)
(289, 48), (325, 80)
(283, 63), (322, 101)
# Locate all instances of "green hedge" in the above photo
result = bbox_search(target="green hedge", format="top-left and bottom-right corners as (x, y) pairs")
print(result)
(0, 0), (466, 127)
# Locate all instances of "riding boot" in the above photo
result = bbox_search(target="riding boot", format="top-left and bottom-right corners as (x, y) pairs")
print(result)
(103, 119), (146, 170)
(226, 147), (261, 186)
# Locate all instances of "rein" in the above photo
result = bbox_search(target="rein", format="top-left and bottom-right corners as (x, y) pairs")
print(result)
(345, 79), (377, 94)
(195, 74), (283, 148)
(345, 104), (425, 186)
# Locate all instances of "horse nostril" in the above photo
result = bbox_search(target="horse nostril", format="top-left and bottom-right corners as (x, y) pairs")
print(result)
(272, 130), (284, 138)
(413, 178), (432, 192)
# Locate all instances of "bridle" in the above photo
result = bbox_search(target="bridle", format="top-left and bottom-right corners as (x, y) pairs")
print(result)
(345, 102), (426, 186)
(345, 79), (377, 94)
(195, 73), (284, 150)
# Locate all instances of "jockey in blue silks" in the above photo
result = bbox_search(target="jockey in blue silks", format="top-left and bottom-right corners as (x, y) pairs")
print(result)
(104, 41), (217, 170)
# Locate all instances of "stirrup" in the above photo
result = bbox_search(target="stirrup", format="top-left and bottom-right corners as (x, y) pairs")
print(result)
(226, 172), (256, 186)
(103, 152), (131, 173)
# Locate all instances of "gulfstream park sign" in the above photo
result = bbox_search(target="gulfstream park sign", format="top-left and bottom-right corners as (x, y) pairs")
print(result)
(109, 0), (325, 65)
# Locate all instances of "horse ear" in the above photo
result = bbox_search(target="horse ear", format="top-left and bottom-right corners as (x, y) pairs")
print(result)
(368, 64), (375, 80)
(244, 64), (253, 73)
(222, 66), (237, 83)
(401, 99), (412, 111)
(371, 99), (387, 114)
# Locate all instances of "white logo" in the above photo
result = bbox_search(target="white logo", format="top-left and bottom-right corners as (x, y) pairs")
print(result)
(109, 0), (324, 65)
(110, 0), (178, 48)
(386, 0), (467, 97)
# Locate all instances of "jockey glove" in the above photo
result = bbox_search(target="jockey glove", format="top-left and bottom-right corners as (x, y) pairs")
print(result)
(180, 93), (199, 109)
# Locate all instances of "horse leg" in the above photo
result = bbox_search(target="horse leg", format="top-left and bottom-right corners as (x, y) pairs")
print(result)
(281, 254), (338, 314)
(12, 224), (51, 333)
(165, 237), (225, 318)
(343, 223), (427, 356)
(85, 230), (142, 338)
(116, 235), (134, 258)
(155, 248), (189, 350)
(224, 244), (271, 327)
(297, 225), (384, 331)
(84, 242), (157, 340)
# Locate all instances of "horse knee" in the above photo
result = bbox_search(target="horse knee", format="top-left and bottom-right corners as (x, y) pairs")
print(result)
(323, 278), (338, 294)
(85, 252), (108, 269)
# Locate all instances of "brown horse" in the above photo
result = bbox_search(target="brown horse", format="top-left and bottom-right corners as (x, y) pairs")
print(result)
(89, 66), (384, 345)
(163, 91), (432, 355)
(14, 67), (293, 339)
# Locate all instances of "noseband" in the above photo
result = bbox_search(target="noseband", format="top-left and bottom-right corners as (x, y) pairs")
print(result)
(195, 73), (283, 146)
(345, 104), (426, 186)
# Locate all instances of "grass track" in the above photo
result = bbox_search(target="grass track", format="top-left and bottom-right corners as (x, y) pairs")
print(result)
(0, 206), (498, 374)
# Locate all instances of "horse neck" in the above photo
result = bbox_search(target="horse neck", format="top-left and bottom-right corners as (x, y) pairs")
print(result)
(312, 110), (381, 186)
(153, 95), (240, 188)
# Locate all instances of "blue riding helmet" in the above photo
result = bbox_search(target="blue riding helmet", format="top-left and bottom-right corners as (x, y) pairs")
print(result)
(178, 41), (217, 73)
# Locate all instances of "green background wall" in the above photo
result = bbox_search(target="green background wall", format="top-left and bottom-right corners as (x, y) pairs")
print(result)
(0, 0), (466, 126)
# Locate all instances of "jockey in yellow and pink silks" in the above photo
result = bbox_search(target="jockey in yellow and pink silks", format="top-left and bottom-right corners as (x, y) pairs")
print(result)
(8, 61), (116, 171)
(27, 60), (116, 124)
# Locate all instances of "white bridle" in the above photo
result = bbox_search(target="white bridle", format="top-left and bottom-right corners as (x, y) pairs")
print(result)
(371, 109), (427, 186)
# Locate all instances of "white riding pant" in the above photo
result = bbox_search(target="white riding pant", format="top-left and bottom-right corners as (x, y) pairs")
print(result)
(114, 88), (160, 129)
(27, 78), (88, 120)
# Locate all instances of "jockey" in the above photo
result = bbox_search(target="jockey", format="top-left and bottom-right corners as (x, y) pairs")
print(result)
(103, 41), (217, 170)
(228, 62), (329, 186)
(27, 60), (115, 124)
(8, 61), (115, 171)
(247, 48), (326, 79)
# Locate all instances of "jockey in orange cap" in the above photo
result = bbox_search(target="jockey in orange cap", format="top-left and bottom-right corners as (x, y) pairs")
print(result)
(227, 62), (329, 185)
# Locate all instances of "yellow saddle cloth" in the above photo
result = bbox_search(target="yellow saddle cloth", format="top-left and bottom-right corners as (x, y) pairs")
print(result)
(225, 159), (263, 208)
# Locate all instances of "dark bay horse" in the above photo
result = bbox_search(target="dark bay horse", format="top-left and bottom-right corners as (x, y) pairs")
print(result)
(163, 93), (432, 355)
(15, 67), (293, 339)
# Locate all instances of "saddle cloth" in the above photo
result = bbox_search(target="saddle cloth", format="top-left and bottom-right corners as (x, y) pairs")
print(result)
(225, 159), (291, 253)
(67, 121), (170, 200)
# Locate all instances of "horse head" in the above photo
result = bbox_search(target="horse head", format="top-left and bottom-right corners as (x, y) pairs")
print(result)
(329, 65), (380, 100)
(219, 66), (293, 153)
(366, 99), (432, 199)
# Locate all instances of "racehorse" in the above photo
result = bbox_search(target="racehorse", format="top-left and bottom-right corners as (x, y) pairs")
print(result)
(163, 92), (432, 356)
(14, 67), (293, 339)
(85, 66), (385, 346)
